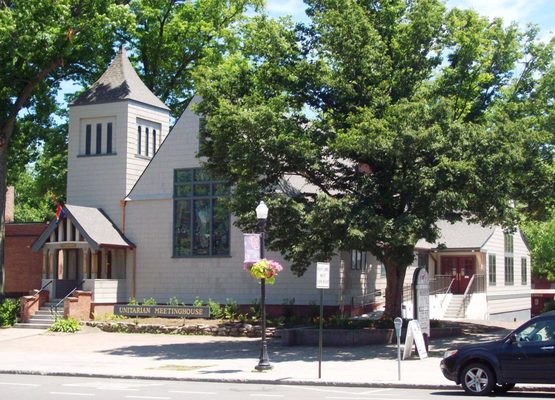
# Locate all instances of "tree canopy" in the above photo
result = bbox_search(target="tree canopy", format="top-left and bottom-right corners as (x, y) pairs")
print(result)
(195, 0), (555, 316)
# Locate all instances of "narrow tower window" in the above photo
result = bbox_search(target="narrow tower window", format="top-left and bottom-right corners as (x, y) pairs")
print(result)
(106, 122), (113, 154)
(96, 123), (102, 154)
(85, 124), (91, 155)
(138, 126), (142, 155)
(145, 127), (149, 157)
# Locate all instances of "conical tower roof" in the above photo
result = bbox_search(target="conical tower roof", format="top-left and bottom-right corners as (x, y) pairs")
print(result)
(71, 47), (169, 110)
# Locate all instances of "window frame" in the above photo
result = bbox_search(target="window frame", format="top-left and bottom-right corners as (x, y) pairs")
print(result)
(488, 254), (497, 286)
(173, 168), (231, 258)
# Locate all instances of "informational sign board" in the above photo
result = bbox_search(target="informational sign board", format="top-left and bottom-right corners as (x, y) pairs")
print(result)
(316, 262), (330, 289)
(403, 319), (428, 360)
(243, 233), (261, 263)
(114, 305), (210, 318)
(413, 267), (430, 336)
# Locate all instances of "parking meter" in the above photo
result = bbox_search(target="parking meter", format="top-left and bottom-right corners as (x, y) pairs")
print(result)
(394, 317), (402, 337)
(394, 317), (403, 380)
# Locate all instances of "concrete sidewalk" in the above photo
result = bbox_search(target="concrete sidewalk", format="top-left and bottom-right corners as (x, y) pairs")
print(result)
(0, 324), (509, 389)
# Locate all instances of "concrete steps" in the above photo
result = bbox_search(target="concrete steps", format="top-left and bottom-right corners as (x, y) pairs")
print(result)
(444, 295), (465, 319)
(14, 300), (63, 329)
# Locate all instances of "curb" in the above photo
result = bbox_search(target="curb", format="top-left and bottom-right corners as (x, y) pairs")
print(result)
(2, 369), (555, 392)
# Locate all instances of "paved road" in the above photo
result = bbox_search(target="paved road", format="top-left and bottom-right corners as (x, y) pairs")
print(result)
(2, 374), (555, 400)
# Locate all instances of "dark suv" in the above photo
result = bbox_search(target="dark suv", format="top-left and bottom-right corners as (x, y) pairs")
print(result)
(440, 311), (555, 395)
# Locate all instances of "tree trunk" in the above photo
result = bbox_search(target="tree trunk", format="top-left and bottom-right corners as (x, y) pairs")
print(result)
(0, 140), (7, 296)
(383, 257), (408, 318)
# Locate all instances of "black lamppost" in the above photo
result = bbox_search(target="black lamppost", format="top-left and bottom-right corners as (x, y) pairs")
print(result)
(255, 200), (272, 371)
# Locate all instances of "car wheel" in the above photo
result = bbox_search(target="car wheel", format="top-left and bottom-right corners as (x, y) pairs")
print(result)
(461, 363), (495, 395)
(493, 383), (515, 393)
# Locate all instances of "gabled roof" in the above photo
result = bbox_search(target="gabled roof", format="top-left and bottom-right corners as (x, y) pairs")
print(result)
(71, 47), (169, 111)
(32, 204), (134, 252)
(416, 220), (495, 250)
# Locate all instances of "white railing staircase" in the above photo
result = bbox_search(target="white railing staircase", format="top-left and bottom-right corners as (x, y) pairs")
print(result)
(443, 294), (465, 319)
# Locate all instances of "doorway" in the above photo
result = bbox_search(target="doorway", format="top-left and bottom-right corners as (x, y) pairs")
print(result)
(441, 256), (475, 294)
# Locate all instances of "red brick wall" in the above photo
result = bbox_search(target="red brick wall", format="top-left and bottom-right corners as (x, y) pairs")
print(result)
(4, 223), (47, 296)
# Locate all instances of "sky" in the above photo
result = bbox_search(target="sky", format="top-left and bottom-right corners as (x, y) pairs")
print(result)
(265, 0), (555, 39)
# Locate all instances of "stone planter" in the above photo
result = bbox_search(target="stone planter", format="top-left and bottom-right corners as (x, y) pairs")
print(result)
(281, 326), (462, 346)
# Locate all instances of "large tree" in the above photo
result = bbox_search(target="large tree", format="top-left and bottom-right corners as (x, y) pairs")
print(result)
(0, 0), (133, 293)
(195, 0), (555, 317)
(126, 0), (264, 117)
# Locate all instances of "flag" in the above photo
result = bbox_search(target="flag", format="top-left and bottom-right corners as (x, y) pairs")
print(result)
(52, 194), (66, 223)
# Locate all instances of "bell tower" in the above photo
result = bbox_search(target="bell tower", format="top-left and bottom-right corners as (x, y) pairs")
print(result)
(66, 47), (170, 226)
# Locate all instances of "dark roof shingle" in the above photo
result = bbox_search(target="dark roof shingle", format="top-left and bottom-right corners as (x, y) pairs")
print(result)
(71, 47), (169, 110)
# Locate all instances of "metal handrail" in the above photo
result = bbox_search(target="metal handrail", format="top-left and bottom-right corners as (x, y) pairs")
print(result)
(36, 280), (53, 296)
(440, 278), (456, 308)
(50, 280), (86, 317)
(461, 274), (486, 316)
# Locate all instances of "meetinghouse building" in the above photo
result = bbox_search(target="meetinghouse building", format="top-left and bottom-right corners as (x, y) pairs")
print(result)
(30, 47), (532, 322)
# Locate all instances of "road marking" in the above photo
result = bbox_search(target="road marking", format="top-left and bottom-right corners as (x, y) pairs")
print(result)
(283, 386), (392, 396)
(0, 382), (40, 387)
(169, 391), (217, 395)
(359, 389), (394, 395)
(50, 392), (95, 397)
(126, 396), (170, 400)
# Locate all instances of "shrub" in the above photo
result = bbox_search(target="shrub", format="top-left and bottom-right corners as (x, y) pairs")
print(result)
(128, 297), (138, 305)
(0, 298), (19, 327)
(49, 317), (81, 333)
(542, 300), (555, 313)
(142, 298), (157, 306)
(193, 297), (204, 307)
(167, 296), (180, 306)
(207, 299), (223, 319)
(223, 298), (239, 320)
(249, 299), (260, 321)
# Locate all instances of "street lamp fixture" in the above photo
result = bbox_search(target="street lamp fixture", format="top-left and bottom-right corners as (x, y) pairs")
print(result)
(255, 200), (272, 371)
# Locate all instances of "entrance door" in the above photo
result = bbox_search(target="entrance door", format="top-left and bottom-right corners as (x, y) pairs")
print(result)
(441, 256), (475, 294)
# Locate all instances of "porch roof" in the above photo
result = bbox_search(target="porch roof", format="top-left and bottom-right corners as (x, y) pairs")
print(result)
(32, 204), (135, 252)
(416, 219), (495, 251)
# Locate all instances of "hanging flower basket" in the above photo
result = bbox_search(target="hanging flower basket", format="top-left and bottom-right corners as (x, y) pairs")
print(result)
(244, 259), (283, 285)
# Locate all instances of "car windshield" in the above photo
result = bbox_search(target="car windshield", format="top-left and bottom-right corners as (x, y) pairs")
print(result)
(514, 319), (555, 342)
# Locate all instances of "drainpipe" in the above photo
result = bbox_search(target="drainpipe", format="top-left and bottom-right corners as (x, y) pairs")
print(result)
(120, 197), (129, 233)
(132, 248), (136, 300)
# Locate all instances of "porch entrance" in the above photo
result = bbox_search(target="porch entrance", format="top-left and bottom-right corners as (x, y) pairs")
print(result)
(441, 256), (475, 294)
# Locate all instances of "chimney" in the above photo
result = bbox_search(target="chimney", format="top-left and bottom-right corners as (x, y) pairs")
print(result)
(5, 186), (14, 223)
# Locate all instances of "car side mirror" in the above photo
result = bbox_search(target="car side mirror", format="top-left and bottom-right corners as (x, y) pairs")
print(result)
(507, 333), (517, 344)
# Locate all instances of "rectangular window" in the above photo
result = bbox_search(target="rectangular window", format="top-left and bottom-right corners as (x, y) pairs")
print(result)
(505, 256), (514, 285)
(85, 124), (92, 155)
(152, 129), (157, 155)
(96, 123), (102, 154)
(173, 168), (230, 257)
(106, 122), (113, 154)
(504, 232), (514, 285)
(521, 257), (528, 285)
(504, 233), (514, 253)
(145, 127), (149, 157)
(138, 126), (142, 155)
(488, 254), (496, 286)
(351, 250), (367, 270)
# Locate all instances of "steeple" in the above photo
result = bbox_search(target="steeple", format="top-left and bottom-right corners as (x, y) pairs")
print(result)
(71, 46), (169, 111)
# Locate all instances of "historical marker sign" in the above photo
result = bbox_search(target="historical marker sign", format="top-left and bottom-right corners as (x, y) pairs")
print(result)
(413, 267), (430, 336)
(114, 305), (210, 318)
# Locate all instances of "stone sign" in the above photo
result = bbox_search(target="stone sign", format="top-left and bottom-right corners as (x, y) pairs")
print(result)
(114, 305), (210, 318)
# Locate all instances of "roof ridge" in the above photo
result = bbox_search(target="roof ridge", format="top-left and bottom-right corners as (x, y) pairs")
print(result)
(71, 46), (169, 110)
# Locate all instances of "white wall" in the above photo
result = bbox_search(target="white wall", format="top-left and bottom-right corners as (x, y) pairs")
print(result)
(483, 228), (531, 320)
(124, 98), (342, 306)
